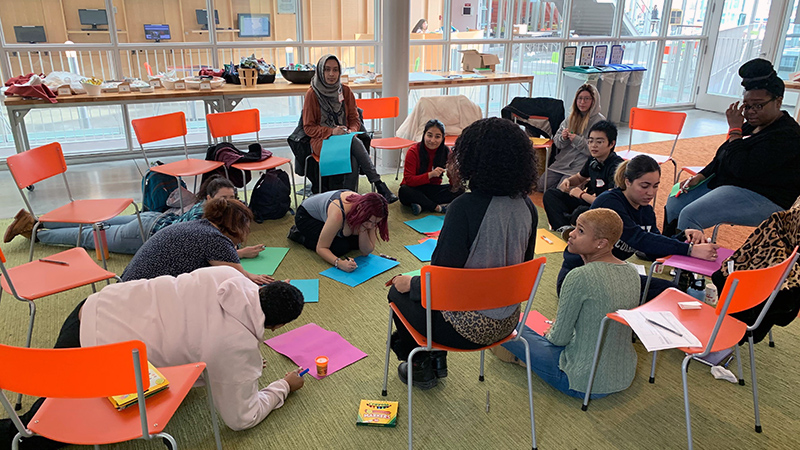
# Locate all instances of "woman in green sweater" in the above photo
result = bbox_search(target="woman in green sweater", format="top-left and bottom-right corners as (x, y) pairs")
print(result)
(502, 208), (640, 398)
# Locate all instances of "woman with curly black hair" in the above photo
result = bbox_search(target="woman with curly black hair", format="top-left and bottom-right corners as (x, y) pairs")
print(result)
(386, 117), (539, 390)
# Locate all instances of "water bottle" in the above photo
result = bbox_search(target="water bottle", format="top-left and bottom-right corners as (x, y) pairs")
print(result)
(92, 223), (110, 261)
(687, 277), (706, 301)
(705, 282), (719, 306)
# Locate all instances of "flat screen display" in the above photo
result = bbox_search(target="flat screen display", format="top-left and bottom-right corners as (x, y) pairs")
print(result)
(144, 24), (171, 41)
(14, 26), (47, 43)
(196, 9), (220, 27)
(78, 9), (108, 26)
(238, 13), (270, 38)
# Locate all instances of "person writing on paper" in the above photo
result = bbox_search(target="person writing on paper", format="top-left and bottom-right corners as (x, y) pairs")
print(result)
(412, 19), (428, 33)
(543, 120), (624, 235)
(663, 58), (800, 237)
(0, 266), (306, 448)
(499, 208), (640, 399)
(557, 155), (720, 301)
(398, 119), (464, 215)
(121, 198), (273, 284)
(538, 84), (603, 192)
(288, 191), (389, 272)
(387, 117), (538, 390)
(302, 54), (397, 203)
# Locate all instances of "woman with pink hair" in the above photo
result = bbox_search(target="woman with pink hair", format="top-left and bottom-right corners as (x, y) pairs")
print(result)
(288, 190), (389, 272)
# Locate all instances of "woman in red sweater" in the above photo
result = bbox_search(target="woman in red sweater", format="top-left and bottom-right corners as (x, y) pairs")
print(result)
(398, 119), (463, 215)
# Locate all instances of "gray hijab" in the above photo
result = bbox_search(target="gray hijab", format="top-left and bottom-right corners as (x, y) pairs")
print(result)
(311, 54), (345, 127)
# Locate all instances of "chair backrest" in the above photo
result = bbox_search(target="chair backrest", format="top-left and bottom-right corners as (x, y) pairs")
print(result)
(718, 246), (799, 316)
(132, 111), (187, 146)
(356, 97), (400, 120)
(0, 340), (147, 398)
(206, 109), (261, 140)
(628, 108), (687, 135)
(6, 142), (67, 189)
(420, 257), (546, 311)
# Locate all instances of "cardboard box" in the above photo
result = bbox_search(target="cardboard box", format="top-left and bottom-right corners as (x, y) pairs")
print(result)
(459, 49), (500, 72)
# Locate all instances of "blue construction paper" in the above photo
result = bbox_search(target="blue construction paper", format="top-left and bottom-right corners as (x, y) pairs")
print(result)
(404, 215), (445, 234)
(404, 239), (438, 262)
(289, 279), (319, 303)
(409, 72), (447, 82)
(319, 254), (400, 287)
(319, 133), (355, 177)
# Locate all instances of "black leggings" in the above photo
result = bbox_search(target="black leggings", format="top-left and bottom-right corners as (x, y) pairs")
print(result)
(294, 205), (360, 257)
(398, 184), (462, 213)
(542, 188), (590, 230)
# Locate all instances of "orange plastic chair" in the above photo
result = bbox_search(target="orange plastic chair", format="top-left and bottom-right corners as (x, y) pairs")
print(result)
(0, 246), (121, 408)
(206, 109), (297, 206)
(0, 340), (222, 450)
(6, 142), (145, 265)
(355, 97), (416, 180)
(582, 247), (799, 450)
(381, 258), (546, 450)
(131, 111), (225, 212)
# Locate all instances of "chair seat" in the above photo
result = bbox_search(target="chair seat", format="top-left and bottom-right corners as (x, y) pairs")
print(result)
(0, 248), (117, 300)
(38, 198), (134, 224)
(150, 159), (224, 178)
(620, 150), (672, 164)
(370, 137), (416, 150)
(390, 303), (518, 352)
(231, 156), (291, 171)
(529, 138), (553, 149)
(29, 363), (206, 445)
(607, 288), (748, 354)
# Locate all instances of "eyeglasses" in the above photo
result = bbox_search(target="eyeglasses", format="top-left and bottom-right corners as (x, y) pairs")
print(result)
(742, 97), (777, 112)
(576, 96), (593, 103)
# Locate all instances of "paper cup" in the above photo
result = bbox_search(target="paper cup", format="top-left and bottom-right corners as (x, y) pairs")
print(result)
(315, 356), (329, 377)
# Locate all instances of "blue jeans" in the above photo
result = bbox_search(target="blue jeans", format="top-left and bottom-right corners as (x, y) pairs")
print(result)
(38, 213), (159, 255)
(501, 327), (608, 400)
(665, 183), (783, 230)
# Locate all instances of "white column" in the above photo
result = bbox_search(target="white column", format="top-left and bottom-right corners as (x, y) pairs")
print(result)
(382, 0), (410, 137)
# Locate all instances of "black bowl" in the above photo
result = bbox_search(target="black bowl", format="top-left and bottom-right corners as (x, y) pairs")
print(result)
(280, 68), (315, 84)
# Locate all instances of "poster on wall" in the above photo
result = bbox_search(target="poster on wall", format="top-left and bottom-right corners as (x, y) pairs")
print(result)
(278, 0), (296, 14)
(579, 46), (593, 66)
(593, 45), (607, 65)
(563, 46), (577, 68)
(610, 45), (624, 65)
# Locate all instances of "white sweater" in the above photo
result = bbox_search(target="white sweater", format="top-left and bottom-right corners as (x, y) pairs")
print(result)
(80, 266), (290, 431)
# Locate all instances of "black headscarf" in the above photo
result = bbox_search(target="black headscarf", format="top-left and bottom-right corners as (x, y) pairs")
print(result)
(740, 58), (785, 97)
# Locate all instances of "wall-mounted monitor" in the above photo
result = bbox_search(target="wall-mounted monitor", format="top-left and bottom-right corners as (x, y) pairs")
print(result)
(14, 26), (47, 44)
(144, 24), (171, 41)
(196, 9), (220, 30)
(78, 9), (108, 30)
(238, 13), (270, 38)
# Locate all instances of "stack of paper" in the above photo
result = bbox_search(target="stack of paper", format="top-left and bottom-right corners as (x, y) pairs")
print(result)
(615, 310), (702, 352)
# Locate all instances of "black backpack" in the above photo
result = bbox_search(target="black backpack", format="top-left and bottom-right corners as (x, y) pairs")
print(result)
(249, 169), (291, 222)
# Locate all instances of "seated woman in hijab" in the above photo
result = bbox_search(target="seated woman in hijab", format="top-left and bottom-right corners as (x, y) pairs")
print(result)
(663, 58), (800, 236)
(302, 54), (398, 203)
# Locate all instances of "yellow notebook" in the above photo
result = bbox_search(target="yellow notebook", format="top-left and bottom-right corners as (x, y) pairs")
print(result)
(356, 399), (399, 427)
(108, 362), (170, 410)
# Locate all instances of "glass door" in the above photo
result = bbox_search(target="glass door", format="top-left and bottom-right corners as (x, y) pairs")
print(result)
(696, 0), (789, 111)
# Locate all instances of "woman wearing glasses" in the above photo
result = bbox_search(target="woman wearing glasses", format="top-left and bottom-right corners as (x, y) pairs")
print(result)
(663, 58), (800, 236)
(288, 191), (389, 272)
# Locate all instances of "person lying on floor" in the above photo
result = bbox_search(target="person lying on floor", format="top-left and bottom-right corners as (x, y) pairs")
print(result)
(121, 197), (273, 284)
(398, 118), (463, 215)
(499, 208), (640, 399)
(557, 155), (720, 302)
(3, 175), (265, 259)
(288, 190), (389, 273)
(0, 266), (306, 449)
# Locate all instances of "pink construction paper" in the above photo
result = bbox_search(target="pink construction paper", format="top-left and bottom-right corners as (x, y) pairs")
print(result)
(661, 247), (735, 277)
(264, 323), (367, 380)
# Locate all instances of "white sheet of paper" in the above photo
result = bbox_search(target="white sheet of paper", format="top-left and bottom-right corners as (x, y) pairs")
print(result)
(616, 310), (703, 352)
(632, 264), (647, 276)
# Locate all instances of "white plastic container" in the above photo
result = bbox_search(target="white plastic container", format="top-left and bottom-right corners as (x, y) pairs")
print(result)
(81, 82), (102, 96)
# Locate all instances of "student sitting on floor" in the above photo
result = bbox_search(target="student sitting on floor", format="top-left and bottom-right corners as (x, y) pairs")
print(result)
(543, 120), (624, 236)
(0, 266), (306, 449)
(499, 208), (640, 399)
(398, 119), (464, 215)
(287, 191), (389, 272)
(121, 197), (273, 284)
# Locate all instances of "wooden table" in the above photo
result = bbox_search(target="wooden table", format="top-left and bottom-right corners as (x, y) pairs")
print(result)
(3, 71), (533, 155)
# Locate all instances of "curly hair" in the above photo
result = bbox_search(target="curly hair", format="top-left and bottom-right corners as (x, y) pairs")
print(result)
(260, 281), (305, 327)
(344, 192), (389, 241)
(203, 198), (253, 244)
(195, 175), (236, 203)
(449, 117), (537, 197)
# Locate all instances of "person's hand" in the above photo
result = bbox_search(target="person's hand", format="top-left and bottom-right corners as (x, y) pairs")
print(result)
(726, 101), (745, 129)
(392, 275), (412, 293)
(336, 257), (358, 272)
(569, 187), (584, 199)
(568, 132), (578, 141)
(331, 126), (348, 136)
(691, 243), (721, 261)
(682, 175), (703, 191)
(558, 179), (571, 193)
(284, 368), (305, 392)
(238, 244), (266, 259)
(561, 128), (570, 139)
(684, 229), (705, 244)
(429, 167), (445, 179)
(247, 272), (275, 285)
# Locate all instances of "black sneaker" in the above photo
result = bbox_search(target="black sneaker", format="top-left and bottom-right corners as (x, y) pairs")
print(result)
(411, 203), (422, 215)
(375, 181), (399, 204)
(397, 359), (438, 390)
(287, 225), (305, 246)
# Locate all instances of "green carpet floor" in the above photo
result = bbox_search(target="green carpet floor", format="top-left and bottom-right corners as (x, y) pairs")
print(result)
(1, 178), (799, 450)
